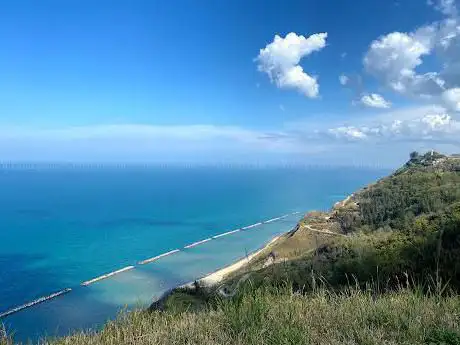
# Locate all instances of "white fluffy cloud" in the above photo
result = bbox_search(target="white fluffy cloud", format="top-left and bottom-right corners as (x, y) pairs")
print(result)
(363, 28), (443, 97)
(4, 110), (458, 165)
(360, 93), (392, 108)
(339, 74), (349, 85)
(442, 88), (460, 111)
(328, 126), (367, 140)
(363, 0), (460, 109)
(324, 107), (460, 143)
(256, 32), (327, 98)
(278, 105), (460, 155)
(421, 113), (453, 130)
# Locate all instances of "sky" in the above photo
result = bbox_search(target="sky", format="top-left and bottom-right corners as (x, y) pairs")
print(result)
(0, 0), (460, 167)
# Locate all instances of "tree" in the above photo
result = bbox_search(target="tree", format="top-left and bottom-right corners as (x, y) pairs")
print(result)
(410, 151), (420, 161)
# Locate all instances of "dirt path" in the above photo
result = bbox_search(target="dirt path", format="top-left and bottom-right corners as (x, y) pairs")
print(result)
(304, 224), (347, 237)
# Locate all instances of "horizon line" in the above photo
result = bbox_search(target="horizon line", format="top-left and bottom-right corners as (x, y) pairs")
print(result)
(0, 160), (394, 170)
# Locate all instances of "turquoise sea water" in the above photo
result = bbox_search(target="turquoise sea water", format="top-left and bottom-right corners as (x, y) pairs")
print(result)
(0, 166), (389, 341)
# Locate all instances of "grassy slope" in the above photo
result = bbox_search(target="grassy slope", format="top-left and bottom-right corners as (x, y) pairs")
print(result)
(3, 152), (460, 344)
(37, 288), (460, 345)
(187, 153), (460, 299)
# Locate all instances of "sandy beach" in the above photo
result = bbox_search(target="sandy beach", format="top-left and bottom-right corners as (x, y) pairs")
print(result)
(199, 235), (281, 286)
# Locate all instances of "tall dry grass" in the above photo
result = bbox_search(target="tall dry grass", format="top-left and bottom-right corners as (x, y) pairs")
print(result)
(3, 283), (459, 345)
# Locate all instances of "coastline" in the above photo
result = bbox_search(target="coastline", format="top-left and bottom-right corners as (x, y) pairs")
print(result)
(151, 234), (284, 311)
(193, 213), (303, 287)
(198, 235), (281, 286)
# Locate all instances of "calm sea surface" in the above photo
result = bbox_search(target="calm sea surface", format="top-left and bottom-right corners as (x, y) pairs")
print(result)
(0, 166), (389, 341)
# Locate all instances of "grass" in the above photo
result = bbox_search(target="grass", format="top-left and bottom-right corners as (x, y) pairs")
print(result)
(4, 284), (459, 345)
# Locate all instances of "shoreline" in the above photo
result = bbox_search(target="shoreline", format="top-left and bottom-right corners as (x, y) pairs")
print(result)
(177, 213), (302, 290)
(153, 234), (285, 310)
(198, 234), (281, 287)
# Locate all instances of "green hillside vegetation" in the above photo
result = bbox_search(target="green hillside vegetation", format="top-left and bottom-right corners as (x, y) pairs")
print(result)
(192, 151), (460, 297)
(20, 288), (460, 345)
(2, 151), (460, 345)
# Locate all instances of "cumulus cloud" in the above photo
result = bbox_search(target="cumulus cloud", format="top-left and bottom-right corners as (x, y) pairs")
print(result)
(256, 32), (327, 98)
(360, 93), (392, 109)
(324, 107), (460, 143)
(328, 126), (367, 140)
(362, 0), (460, 108)
(3, 110), (458, 166)
(421, 113), (453, 129)
(363, 27), (442, 97)
(442, 88), (460, 111)
(339, 74), (349, 85)
(282, 103), (460, 146)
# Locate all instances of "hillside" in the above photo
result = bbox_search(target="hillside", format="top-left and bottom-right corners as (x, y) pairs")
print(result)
(2, 151), (460, 345)
(170, 151), (460, 300)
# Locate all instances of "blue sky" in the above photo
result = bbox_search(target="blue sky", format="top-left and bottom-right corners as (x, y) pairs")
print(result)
(0, 0), (459, 166)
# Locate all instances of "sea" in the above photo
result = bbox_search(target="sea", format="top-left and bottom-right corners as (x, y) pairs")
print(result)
(0, 165), (389, 341)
